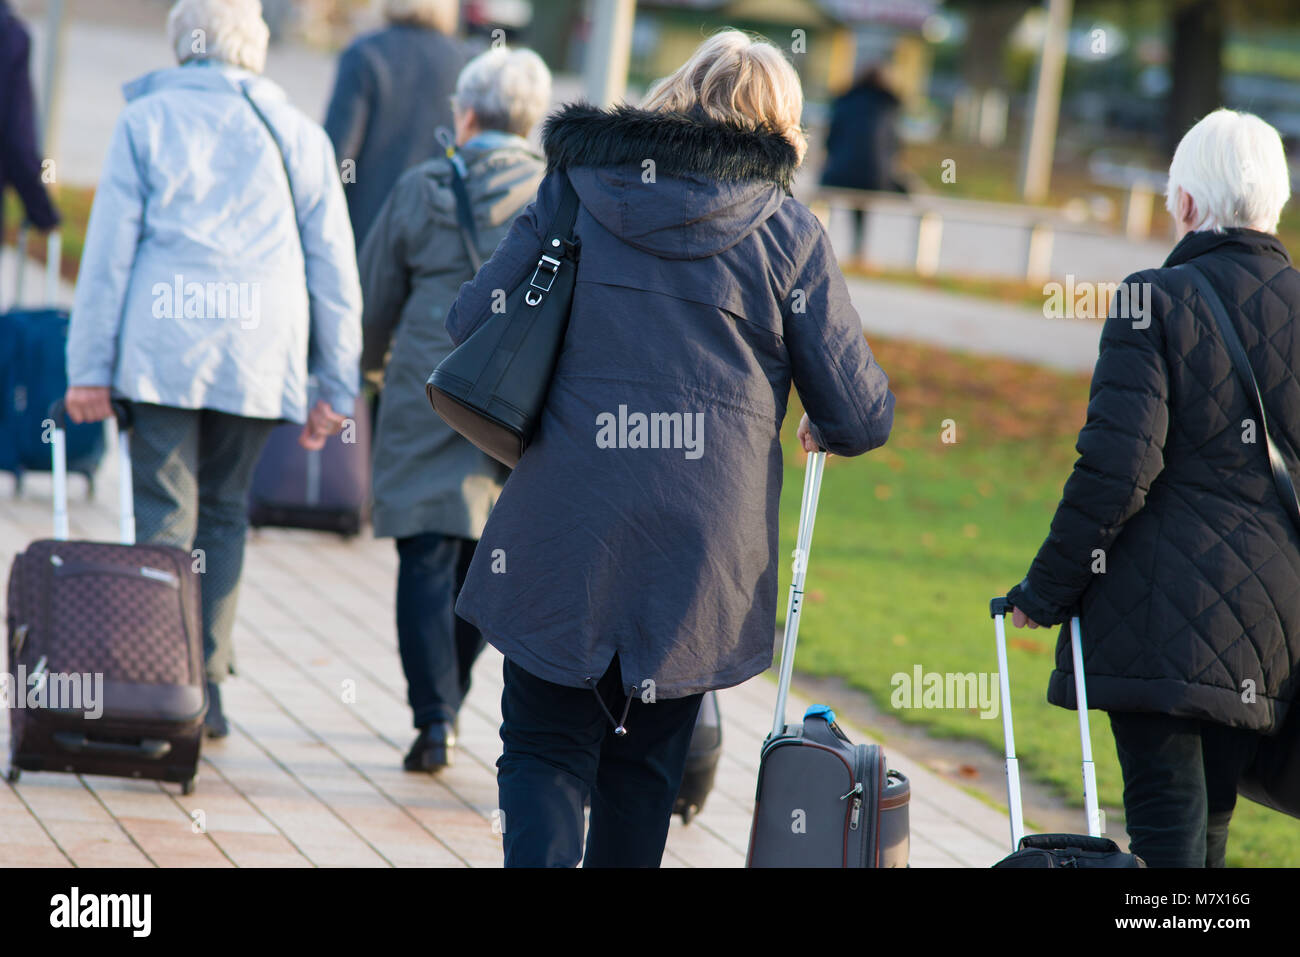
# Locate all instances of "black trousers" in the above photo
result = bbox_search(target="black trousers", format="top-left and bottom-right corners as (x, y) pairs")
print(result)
(394, 533), (485, 729)
(1108, 711), (1261, 868)
(497, 655), (703, 868)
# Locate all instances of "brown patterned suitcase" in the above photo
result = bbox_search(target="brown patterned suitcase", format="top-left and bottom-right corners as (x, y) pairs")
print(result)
(4, 401), (206, 793)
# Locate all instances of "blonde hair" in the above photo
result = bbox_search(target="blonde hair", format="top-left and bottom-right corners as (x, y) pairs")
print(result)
(642, 30), (807, 164)
(383, 0), (457, 33)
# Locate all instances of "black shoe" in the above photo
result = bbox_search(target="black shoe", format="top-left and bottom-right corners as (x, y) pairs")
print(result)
(204, 681), (229, 739)
(403, 721), (456, 773)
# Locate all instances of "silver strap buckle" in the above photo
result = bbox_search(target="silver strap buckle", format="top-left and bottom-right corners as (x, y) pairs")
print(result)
(525, 254), (562, 306)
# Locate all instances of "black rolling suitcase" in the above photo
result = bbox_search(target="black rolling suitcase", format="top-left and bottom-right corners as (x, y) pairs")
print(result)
(4, 402), (206, 794)
(674, 690), (721, 824)
(746, 452), (910, 867)
(989, 597), (1143, 867)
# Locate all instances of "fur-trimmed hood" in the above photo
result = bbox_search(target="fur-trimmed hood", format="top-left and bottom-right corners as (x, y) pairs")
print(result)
(540, 103), (799, 260)
(542, 103), (800, 189)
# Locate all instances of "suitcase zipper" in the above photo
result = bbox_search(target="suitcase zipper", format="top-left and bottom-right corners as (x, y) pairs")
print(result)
(51, 557), (180, 588)
(843, 784), (863, 831)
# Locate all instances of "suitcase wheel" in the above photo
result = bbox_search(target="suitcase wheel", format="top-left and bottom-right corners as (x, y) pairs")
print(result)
(181, 775), (197, 796)
(679, 805), (695, 825)
(5, 767), (19, 785)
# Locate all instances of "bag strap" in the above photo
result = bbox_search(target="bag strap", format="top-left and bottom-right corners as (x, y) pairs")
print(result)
(445, 149), (483, 274)
(463, 175), (581, 408)
(1177, 263), (1300, 539)
(239, 84), (305, 255)
(536, 175), (581, 282)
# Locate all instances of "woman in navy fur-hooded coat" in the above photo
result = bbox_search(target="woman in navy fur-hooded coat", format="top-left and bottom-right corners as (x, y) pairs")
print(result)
(445, 32), (894, 867)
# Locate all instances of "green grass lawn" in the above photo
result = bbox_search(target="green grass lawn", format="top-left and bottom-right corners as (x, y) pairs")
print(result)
(3, 186), (93, 282)
(775, 336), (1300, 867)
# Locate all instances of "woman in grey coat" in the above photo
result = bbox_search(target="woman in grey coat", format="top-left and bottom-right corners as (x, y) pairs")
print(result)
(359, 46), (551, 773)
(446, 31), (895, 867)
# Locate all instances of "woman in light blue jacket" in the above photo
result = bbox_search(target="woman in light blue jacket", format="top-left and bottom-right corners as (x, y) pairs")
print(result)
(64, 0), (362, 737)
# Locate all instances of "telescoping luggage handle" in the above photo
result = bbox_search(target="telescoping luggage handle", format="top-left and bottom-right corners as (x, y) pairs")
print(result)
(12, 227), (62, 307)
(47, 399), (134, 545)
(769, 450), (827, 739)
(989, 597), (1100, 850)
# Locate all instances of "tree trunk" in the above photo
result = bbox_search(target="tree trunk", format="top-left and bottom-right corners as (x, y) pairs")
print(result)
(1166, 0), (1224, 153)
(525, 0), (587, 74)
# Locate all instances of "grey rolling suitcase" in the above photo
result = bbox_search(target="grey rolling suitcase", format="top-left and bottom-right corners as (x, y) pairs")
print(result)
(746, 451), (910, 867)
(989, 598), (1143, 867)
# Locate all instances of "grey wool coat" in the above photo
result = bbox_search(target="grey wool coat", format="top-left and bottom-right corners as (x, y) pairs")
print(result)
(445, 104), (896, 698)
(360, 134), (545, 540)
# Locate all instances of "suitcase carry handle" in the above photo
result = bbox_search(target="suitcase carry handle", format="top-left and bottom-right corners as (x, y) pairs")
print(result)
(990, 597), (1100, 850)
(47, 399), (134, 545)
(770, 450), (826, 738)
(52, 732), (172, 760)
(12, 227), (61, 307)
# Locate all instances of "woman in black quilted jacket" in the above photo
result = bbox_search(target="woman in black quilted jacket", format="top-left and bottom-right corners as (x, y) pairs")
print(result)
(1008, 109), (1300, 867)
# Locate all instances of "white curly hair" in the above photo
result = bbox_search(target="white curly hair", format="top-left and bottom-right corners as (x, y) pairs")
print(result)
(167, 0), (270, 73)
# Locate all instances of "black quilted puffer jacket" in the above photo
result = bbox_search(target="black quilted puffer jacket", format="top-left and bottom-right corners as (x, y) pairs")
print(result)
(1010, 228), (1300, 733)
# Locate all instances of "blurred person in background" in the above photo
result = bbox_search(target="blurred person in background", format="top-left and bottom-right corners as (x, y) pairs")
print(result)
(0, 0), (61, 263)
(446, 30), (894, 867)
(358, 46), (551, 774)
(820, 64), (905, 264)
(324, 0), (466, 249)
(63, 0), (362, 738)
(1008, 109), (1299, 868)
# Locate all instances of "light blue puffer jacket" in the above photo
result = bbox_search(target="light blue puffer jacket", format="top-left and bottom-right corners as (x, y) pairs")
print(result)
(67, 62), (361, 423)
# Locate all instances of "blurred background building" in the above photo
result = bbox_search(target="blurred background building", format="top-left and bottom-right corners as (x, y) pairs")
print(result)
(6, 0), (1300, 273)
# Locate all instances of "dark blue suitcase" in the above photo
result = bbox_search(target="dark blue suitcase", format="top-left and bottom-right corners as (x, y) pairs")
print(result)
(1, 232), (105, 489)
(246, 384), (371, 536)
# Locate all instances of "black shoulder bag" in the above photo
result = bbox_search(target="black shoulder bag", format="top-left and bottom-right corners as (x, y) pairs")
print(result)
(1179, 262), (1300, 819)
(426, 175), (581, 468)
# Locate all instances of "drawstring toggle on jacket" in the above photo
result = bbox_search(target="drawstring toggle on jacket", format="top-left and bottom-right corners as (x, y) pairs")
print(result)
(585, 677), (635, 736)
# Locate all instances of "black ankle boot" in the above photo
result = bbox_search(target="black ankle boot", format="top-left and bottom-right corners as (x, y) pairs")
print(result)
(205, 681), (229, 739)
(403, 721), (456, 773)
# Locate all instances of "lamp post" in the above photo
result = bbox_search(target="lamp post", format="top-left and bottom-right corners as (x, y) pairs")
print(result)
(1019, 0), (1072, 203)
(584, 0), (637, 107)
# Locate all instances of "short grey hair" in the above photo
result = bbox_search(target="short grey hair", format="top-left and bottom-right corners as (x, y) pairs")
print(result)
(384, 0), (457, 33)
(1165, 108), (1292, 233)
(167, 0), (269, 73)
(452, 47), (552, 138)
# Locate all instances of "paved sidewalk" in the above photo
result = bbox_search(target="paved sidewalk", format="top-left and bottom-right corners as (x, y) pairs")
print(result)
(846, 275), (1104, 374)
(0, 457), (1011, 868)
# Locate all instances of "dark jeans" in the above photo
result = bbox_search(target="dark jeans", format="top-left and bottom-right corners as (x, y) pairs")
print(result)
(497, 655), (703, 868)
(1108, 711), (1261, 868)
(395, 533), (485, 729)
(129, 403), (274, 683)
